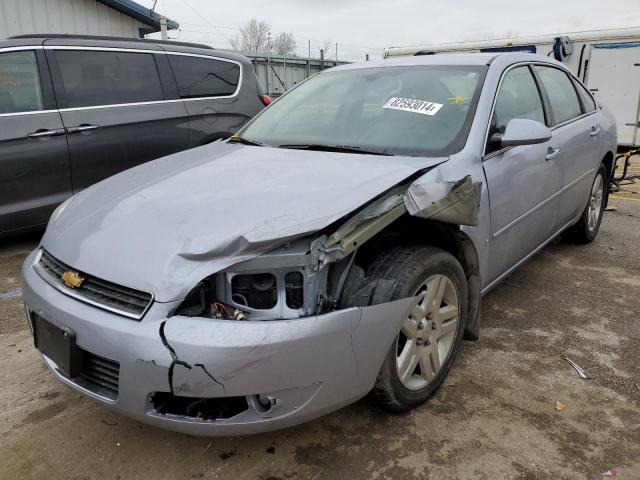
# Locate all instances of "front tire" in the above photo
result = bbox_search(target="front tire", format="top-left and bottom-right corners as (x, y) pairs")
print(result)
(363, 246), (468, 412)
(564, 164), (607, 244)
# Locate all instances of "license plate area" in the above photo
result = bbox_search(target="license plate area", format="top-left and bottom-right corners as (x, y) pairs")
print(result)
(32, 314), (83, 378)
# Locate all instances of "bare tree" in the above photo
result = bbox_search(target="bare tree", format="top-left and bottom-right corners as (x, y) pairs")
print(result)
(272, 32), (296, 56)
(229, 18), (271, 54)
(321, 39), (335, 60)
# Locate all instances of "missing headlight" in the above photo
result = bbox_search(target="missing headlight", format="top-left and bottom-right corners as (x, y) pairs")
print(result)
(285, 271), (304, 309)
(231, 273), (278, 310)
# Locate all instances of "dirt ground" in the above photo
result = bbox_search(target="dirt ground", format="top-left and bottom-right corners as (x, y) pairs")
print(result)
(0, 197), (638, 480)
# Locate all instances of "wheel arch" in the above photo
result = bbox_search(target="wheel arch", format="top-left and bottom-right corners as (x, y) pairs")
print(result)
(602, 151), (614, 181)
(601, 151), (614, 208)
(348, 214), (482, 340)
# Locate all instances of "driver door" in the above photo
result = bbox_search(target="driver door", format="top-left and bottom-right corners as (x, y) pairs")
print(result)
(483, 65), (562, 285)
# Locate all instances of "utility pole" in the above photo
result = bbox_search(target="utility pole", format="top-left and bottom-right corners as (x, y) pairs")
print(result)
(160, 15), (168, 40)
(335, 42), (338, 62)
(307, 40), (311, 77)
(266, 32), (272, 96)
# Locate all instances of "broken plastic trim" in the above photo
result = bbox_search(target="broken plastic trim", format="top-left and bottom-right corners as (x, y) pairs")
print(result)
(315, 175), (481, 264)
(150, 392), (249, 420)
(403, 175), (481, 226)
(159, 320), (226, 394)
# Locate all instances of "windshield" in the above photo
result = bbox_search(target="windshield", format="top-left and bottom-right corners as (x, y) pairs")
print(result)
(239, 65), (487, 157)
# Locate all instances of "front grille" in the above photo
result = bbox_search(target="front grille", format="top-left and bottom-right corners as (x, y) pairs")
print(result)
(35, 249), (153, 319)
(76, 350), (120, 400)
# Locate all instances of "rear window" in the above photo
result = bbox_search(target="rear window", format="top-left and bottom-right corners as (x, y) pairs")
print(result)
(0, 50), (43, 114)
(54, 50), (164, 108)
(574, 80), (597, 112)
(167, 55), (240, 98)
(534, 66), (582, 125)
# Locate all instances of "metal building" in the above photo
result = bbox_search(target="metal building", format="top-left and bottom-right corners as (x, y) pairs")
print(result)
(0, 0), (178, 39)
(247, 54), (350, 97)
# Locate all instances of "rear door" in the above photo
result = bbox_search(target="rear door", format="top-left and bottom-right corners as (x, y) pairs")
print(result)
(165, 53), (249, 146)
(483, 64), (562, 284)
(533, 65), (601, 226)
(46, 46), (189, 191)
(0, 47), (71, 235)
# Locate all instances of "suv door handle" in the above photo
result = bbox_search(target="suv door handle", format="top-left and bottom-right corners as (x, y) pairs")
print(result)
(27, 128), (66, 138)
(66, 124), (100, 134)
(545, 147), (560, 161)
(590, 127), (601, 137)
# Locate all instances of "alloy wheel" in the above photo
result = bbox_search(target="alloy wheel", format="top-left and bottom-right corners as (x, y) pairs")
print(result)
(395, 274), (460, 391)
(587, 173), (604, 232)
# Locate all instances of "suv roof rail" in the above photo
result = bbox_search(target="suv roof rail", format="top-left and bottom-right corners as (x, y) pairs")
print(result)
(9, 34), (214, 50)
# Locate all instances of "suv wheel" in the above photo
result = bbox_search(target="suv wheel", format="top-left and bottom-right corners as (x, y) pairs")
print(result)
(359, 246), (468, 412)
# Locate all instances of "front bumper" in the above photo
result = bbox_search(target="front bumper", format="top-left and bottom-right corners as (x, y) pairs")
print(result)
(22, 250), (413, 436)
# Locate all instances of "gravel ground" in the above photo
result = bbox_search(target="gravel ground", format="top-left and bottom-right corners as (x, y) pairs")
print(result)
(0, 197), (638, 480)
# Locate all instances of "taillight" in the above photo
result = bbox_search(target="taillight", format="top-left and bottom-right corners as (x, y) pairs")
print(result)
(260, 95), (272, 106)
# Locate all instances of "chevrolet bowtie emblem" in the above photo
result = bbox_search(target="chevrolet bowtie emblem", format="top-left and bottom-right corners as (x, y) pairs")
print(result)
(61, 271), (84, 289)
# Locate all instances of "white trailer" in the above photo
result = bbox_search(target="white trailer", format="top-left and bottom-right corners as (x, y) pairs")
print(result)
(385, 27), (640, 147)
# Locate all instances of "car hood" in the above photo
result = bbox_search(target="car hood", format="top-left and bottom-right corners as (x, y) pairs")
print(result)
(43, 142), (446, 302)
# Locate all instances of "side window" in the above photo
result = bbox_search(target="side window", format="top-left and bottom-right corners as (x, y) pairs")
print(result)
(167, 56), (240, 98)
(574, 80), (597, 113)
(54, 50), (164, 108)
(0, 50), (44, 114)
(486, 66), (545, 154)
(534, 66), (582, 124)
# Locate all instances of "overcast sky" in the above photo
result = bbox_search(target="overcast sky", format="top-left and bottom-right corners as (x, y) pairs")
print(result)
(140, 0), (640, 60)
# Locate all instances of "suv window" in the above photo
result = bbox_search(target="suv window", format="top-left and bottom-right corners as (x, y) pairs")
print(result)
(574, 80), (597, 112)
(54, 50), (164, 108)
(534, 66), (582, 124)
(486, 66), (545, 154)
(0, 50), (44, 114)
(167, 55), (240, 98)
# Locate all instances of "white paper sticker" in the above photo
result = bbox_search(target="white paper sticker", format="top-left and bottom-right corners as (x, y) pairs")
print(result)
(382, 97), (444, 116)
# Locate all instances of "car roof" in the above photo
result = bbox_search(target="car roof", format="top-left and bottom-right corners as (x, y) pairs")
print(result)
(1, 34), (251, 64)
(329, 52), (564, 72)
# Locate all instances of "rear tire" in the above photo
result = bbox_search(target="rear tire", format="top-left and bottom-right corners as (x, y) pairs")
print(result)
(360, 246), (468, 412)
(564, 163), (607, 244)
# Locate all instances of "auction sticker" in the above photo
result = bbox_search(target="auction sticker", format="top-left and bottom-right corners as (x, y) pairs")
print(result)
(383, 97), (443, 116)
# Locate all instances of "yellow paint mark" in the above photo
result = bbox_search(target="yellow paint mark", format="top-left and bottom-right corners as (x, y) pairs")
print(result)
(610, 195), (640, 202)
(448, 96), (469, 105)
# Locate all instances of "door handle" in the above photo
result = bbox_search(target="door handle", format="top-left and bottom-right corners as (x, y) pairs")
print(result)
(590, 127), (601, 137)
(545, 147), (560, 161)
(27, 128), (65, 138)
(66, 124), (100, 134)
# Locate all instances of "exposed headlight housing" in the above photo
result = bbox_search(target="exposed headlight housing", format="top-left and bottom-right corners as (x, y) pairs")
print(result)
(172, 237), (328, 321)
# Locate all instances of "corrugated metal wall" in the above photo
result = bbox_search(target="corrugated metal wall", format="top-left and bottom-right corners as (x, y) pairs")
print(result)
(248, 54), (350, 97)
(0, 0), (149, 39)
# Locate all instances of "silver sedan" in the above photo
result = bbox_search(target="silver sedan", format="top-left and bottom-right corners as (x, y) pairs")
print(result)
(22, 51), (616, 435)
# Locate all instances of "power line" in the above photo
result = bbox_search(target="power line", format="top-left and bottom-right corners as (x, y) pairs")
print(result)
(175, 21), (386, 52)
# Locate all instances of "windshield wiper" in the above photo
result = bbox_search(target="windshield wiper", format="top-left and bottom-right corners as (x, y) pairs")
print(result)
(227, 135), (266, 147)
(277, 143), (395, 156)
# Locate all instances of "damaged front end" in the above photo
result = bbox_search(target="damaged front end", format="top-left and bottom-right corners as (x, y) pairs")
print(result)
(23, 149), (483, 434)
(172, 174), (481, 323)
(147, 173), (482, 431)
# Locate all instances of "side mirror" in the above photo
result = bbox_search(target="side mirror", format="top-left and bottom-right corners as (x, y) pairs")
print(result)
(491, 118), (552, 147)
